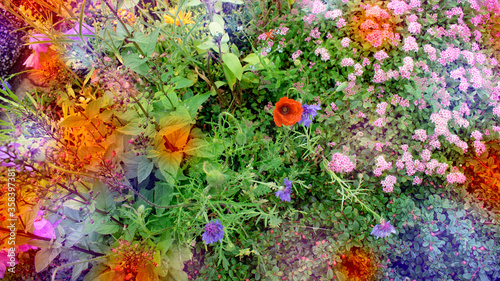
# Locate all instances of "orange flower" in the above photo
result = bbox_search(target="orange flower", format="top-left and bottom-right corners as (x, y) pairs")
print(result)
(273, 97), (303, 127)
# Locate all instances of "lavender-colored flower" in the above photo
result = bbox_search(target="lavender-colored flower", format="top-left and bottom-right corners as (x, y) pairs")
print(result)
(371, 220), (396, 239)
(298, 104), (321, 127)
(64, 22), (94, 44)
(275, 177), (292, 202)
(0, 143), (33, 172)
(202, 219), (224, 245)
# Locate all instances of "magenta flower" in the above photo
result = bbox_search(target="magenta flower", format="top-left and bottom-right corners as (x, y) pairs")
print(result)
(33, 211), (57, 239)
(0, 143), (32, 172)
(371, 220), (396, 239)
(0, 249), (17, 278)
(23, 33), (52, 69)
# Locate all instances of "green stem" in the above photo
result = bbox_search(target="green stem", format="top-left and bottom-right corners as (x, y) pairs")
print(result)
(51, 255), (107, 281)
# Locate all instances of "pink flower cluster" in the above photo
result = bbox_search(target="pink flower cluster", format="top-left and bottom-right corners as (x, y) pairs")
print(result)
(311, 0), (326, 14)
(402, 36), (418, 52)
(474, 140), (486, 155)
(337, 18), (347, 28)
(292, 50), (303, 61)
(376, 102), (388, 115)
(374, 50), (389, 62)
(381, 175), (397, 192)
(310, 27), (321, 39)
(387, 0), (410, 15)
(423, 44), (437, 61)
(341, 37), (351, 48)
(374, 155), (392, 176)
(324, 9), (342, 20)
(412, 129), (427, 142)
(341, 57), (355, 67)
(408, 21), (422, 34)
(328, 152), (356, 173)
(373, 117), (386, 127)
(314, 47), (330, 61)
(450, 67), (466, 80)
(365, 5), (390, 18)
(446, 171), (466, 184)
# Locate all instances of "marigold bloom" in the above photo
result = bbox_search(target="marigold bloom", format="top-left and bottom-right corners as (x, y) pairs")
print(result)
(272, 97), (303, 127)
(164, 7), (195, 26)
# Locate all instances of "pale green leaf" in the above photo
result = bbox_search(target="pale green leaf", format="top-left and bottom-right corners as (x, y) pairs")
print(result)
(222, 53), (243, 80)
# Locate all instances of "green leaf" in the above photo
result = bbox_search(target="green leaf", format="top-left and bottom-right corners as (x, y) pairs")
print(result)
(171, 76), (194, 89)
(214, 81), (226, 88)
(60, 115), (88, 127)
(222, 53), (243, 80)
(344, 205), (352, 215)
(137, 157), (154, 184)
(209, 22), (224, 36)
(155, 182), (174, 214)
(35, 248), (62, 272)
(222, 64), (237, 90)
(335, 82), (348, 92)
(157, 237), (174, 256)
(183, 92), (210, 120)
(129, 28), (160, 56)
(122, 52), (148, 76)
(85, 98), (105, 117)
(116, 119), (143, 135)
(95, 222), (121, 234)
(242, 53), (260, 65)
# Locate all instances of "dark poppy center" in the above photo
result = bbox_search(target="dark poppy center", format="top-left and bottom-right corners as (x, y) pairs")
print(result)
(280, 105), (290, 114)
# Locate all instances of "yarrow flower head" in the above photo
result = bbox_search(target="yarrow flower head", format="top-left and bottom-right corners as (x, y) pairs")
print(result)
(298, 104), (321, 127)
(275, 177), (293, 202)
(371, 219), (396, 239)
(202, 219), (224, 245)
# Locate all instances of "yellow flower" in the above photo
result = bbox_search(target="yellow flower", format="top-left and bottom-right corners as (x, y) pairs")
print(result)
(163, 7), (195, 26)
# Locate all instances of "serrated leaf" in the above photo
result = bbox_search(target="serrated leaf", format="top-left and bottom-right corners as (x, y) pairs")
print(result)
(222, 53), (243, 80)
(85, 98), (104, 117)
(60, 115), (88, 127)
(95, 222), (121, 235)
(137, 157), (154, 184)
(116, 119), (143, 135)
(35, 248), (61, 272)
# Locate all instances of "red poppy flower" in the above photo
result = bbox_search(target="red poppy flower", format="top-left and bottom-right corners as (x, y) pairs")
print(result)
(273, 97), (303, 127)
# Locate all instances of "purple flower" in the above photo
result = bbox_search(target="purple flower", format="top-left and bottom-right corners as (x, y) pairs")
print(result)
(202, 219), (224, 245)
(275, 177), (292, 202)
(298, 104), (321, 127)
(371, 220), (396, 239)
(0, 143), (33, 172)
(64, 22), (94, 44)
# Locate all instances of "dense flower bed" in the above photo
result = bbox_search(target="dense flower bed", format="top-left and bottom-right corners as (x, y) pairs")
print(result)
(0, 0), (500, 280)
